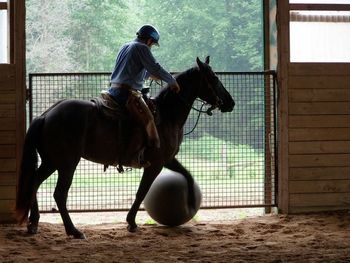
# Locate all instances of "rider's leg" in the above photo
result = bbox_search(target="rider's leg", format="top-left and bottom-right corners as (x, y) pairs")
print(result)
(126, 90), (160, 149)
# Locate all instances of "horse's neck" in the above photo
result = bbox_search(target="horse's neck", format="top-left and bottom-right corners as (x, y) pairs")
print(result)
(157, 70), (199, 128)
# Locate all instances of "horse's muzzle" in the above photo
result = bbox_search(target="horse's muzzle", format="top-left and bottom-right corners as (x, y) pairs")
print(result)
(220, 99), (235, 113)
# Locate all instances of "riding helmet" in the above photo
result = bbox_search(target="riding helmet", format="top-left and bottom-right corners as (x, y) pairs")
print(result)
(136, 25), (160, 45)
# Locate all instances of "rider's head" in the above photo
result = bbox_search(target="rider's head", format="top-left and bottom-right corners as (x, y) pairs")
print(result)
(136, 25), (160, 47)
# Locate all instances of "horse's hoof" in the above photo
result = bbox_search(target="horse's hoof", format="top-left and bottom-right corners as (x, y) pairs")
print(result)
(127, 224), (138, 233)
(74, 232), (86, 239)
(27, 223), (38, 234)
(68, 230), (86, 239)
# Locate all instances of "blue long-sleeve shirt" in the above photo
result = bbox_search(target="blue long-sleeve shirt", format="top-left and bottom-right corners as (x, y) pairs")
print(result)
(110, 39), (176, 91)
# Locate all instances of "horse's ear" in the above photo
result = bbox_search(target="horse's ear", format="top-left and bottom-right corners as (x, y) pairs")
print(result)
(205, 56), (210, 64)
(196, 57), (204, 70)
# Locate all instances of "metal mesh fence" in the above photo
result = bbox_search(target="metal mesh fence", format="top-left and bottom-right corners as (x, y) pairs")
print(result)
(28, 71), (277, 212)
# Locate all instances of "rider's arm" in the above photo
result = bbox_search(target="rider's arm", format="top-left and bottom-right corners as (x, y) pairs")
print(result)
(143, 71), (158, 81)
(137, 44), (176, 85)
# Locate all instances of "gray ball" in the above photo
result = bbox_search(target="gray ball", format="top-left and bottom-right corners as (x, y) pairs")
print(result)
(144, 170), (202, 226)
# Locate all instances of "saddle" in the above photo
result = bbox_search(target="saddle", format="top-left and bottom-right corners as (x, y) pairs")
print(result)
(92, 91), (159, 123)
(91, 92), (125, 120)
(91, 91), (160, 172)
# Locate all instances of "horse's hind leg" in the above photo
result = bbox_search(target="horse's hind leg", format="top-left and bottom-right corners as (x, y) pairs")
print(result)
(54, 166), (85, 239)
(27, 162), (56, 234)
(165, 158), (196, 211)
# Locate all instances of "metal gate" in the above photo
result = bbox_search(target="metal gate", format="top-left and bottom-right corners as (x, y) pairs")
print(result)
(28, 71), (277, 212)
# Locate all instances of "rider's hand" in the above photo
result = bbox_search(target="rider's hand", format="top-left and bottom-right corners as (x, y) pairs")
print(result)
(149, 75), (159, 80)
(170, 81), (180, 93)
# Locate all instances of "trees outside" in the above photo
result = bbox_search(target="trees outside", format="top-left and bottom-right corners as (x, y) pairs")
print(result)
(26, 0), (75, 72)
(26, 0), (263, 73)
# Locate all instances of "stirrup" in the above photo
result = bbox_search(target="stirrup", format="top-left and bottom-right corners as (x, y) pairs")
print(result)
(117, 165), (125, 173)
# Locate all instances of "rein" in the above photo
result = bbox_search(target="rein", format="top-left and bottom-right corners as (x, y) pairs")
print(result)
(183, 102), (206, 136)
(177, 95), (213, 115)
(149, 73), (218, 135)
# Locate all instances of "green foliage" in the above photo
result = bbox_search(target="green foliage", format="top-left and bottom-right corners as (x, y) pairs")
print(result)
(68, 0), (131, 71)
(179, 135), (264, 179)
(26, 0), (75, 72)
(26, 0), (263, 73)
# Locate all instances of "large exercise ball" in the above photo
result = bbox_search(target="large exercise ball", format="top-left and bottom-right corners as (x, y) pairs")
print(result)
(144, 170), (202, 226)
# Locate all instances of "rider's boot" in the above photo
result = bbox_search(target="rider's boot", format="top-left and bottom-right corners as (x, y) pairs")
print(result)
(126, 90), (160, 166)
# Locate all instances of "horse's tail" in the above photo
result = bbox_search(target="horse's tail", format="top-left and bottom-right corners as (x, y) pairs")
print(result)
(15, 116), (44, 224)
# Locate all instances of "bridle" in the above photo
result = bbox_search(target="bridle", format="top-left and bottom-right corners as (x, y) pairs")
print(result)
(149, 69), (222, 135)
(150, 69), (222, 116)
(193, 68), (223, 115)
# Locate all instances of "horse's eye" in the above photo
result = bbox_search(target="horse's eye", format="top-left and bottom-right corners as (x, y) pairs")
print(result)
(212, 76), (219, 84)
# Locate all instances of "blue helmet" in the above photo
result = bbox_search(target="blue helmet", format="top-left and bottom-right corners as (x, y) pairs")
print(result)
(136, 25), (160, 45)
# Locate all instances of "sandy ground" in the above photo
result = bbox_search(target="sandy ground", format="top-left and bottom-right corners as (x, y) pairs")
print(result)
(1, 209), (350, 263)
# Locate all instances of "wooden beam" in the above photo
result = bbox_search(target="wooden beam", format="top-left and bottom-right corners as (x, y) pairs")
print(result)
(0, 145), (16, 158)
(289, 115), (350, 128)
(0, 104), (15, 118)
(277, 0), (290, 213)
(290, 167), (350, 181)
(290, 128), (350, 142)
(0, 185), (16, 199)
(290, 193), (350, 207)
(9, 0), (14, 64)
(289, 102), (350, 115)
(0, 159), (16, 172)
(289, 141), (350, 154)
(289, 76), (350, 90)
(0, 199), (14, 212)
(290, 4), (350, 11)
(0, 3), (7, 10)
(290, 180), (350, 194)
(290, 63), (350, 76)
(0, 131), (16, 144)
(0, 172), (16, 185)
(263, 0), (270, 71)
(289, 89), (350, 102)
(289, 154), (350, 168)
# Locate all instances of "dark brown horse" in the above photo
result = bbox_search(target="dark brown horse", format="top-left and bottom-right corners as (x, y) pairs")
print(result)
(16, 57), (234, 238)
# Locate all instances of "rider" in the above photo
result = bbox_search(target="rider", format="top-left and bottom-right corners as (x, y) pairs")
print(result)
(107, 24), (180, 167)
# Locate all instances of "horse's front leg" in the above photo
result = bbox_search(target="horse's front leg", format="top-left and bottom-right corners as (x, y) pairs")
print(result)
(55, 166), (85, 239)
(127, 166), (162, 232)
(164, 158), (196, 212)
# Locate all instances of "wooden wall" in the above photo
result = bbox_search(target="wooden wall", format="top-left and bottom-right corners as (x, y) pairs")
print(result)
(0, 1), (26, 223)
(288, 63), (350, 212)
(277, 0), (350, 213)
(0, 65), (17, 222)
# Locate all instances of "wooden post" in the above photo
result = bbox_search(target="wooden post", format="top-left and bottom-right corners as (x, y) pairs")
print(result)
(276, 0), (290, 213)
(0, 0), (26, 223)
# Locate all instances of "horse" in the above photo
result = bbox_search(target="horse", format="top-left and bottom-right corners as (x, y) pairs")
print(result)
(15, 56), (235, 239)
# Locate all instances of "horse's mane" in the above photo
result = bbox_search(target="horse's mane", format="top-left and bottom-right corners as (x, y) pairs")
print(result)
(156, 66), (199, 101)
(155, 67), (199, 119)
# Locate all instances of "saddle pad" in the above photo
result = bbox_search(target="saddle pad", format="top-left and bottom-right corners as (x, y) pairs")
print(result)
(91, 92), (126, 120)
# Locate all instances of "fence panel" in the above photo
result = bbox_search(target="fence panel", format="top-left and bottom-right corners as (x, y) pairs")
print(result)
(28, 71), (277, 212)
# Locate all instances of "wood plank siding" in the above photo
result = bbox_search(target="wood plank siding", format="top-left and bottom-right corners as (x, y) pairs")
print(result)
(0, 1), (26, 223)
(288, 63), (350, 213)
(0, 65), (18, 222)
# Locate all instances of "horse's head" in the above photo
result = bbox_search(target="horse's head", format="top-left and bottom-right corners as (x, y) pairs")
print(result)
(196, 56), (235, 113)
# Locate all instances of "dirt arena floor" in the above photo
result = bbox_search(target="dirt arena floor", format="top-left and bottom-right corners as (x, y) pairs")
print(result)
(1, 209), (350, 263)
